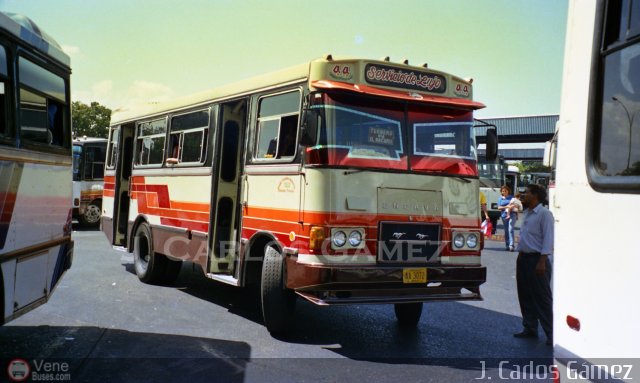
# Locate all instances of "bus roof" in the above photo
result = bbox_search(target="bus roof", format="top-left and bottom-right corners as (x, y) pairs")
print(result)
(0, 12), (70, 69)
(111, 56), (483, 125)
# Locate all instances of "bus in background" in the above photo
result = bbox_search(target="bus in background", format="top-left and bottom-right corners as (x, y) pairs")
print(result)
(553, 0), (640, 380)
(477, 153), (519, 231)
(0, 12), (73, 325)
(477, 155), (504, 231)
(72, 137), (107, 227)
(504, 164), (520, 196)
(103, 55), (497, 334)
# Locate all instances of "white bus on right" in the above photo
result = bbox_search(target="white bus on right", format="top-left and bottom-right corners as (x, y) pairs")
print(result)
(553, 0), (640, 381)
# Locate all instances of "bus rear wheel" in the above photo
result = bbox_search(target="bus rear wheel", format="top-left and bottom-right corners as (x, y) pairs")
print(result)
(133, 222), (181, 284)
(261, 245), (296, 334)
(394, 302), (423, 328)
(79, 201), (101, 227)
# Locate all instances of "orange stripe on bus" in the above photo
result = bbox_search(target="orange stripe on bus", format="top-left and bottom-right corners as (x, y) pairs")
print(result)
(171, 201), (210, 212)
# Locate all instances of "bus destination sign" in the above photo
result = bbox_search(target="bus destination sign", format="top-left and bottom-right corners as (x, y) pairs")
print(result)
(365, 64), (447, 94)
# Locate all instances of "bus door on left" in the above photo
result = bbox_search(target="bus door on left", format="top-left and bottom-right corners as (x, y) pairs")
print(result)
(103, 123), (135, 246)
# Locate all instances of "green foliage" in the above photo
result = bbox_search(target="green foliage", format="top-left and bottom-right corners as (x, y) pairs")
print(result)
(72, 101), (111, 138)
(511, 160), (551, 173)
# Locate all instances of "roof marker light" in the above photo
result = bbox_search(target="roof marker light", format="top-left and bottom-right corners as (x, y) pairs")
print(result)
(382, 56), (390, 61)
(402, 59), (409, 65)
(422, 63), (428, 68)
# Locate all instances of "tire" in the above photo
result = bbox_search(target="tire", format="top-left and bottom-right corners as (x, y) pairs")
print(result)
(133, 222), (167, 284)
(162, 258), (182, 285)
(261, 246), (296, 334)
(394, 302), (423, 328)
(79, 200), (101, 227)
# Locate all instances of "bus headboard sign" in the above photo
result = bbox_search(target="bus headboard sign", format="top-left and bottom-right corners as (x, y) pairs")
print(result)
(365, 64), (447, 94)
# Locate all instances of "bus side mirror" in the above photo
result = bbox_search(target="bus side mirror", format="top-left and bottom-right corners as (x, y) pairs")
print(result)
(485, 127), (498, 161)
(300, 108), (319, 147)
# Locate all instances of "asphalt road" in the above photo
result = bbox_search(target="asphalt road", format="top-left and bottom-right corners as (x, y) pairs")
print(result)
(0, 228), (553, 383)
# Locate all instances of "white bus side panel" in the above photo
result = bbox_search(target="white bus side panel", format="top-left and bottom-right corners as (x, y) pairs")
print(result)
(555, 0), (640, 359)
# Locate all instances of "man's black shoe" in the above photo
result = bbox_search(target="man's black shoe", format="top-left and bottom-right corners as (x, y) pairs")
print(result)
(513, 330), (538, 339)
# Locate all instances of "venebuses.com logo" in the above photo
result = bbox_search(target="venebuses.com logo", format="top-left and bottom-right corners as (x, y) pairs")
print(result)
(6, 358), (71, 382)
(7, 359), (30, 382)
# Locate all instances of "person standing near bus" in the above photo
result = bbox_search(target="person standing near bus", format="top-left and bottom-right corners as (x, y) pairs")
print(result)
(480, 191), (490, 221)
(513, 184), (554, 346)
(505, 193), (523, 251)
(497, 185), (513, 250)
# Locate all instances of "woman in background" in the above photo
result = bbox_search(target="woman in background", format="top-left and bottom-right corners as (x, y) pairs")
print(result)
(498, 186), (514, 251)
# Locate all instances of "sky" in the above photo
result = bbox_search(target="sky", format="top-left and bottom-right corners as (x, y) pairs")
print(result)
(0, 0), (568, 118)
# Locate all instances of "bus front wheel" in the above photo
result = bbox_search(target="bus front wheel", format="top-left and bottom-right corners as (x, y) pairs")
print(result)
(261, 246), (296, 334)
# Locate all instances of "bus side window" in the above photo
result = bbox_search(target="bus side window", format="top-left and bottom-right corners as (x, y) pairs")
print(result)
(0, 82), (6, 140)
(169, 109), (209, 165)
(0, 45), (8, 141)
(18, 57), (69, 150)
(254, 90), (301, 162)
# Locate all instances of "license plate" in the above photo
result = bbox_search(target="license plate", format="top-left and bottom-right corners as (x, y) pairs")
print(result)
(402, 268), (427, 284)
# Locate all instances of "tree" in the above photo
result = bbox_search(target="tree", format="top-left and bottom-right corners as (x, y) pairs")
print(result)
(72, 101), (111, 138)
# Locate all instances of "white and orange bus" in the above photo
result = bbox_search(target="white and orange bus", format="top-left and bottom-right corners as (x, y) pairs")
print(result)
(102, 56), (497, 333)
(72, 137), (107, 227)
(551, 0), (640, 380)
(0, 12), (73, 325)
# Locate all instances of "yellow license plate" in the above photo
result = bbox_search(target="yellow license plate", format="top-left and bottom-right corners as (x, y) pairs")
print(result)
(402, 268), (427, 284)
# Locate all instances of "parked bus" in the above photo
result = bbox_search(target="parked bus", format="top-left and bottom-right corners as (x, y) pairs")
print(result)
(72, 137), (107, 227)
(477, 156), (504, 231)
(477, 154), (519, 231)
(552, 0), (640, 379)
(0, 12), (73, 325)
(102, 56), (497, 333)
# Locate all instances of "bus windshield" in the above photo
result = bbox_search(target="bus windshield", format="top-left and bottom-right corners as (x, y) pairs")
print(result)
(477, 158), (504, 188)
(306, 92), (477, 176)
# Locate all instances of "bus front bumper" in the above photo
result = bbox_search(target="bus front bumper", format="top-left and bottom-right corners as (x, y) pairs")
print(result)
(285, 257), (486, 306)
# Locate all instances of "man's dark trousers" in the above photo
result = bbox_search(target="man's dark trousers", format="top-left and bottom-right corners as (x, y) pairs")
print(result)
(516, 252), (553, 338)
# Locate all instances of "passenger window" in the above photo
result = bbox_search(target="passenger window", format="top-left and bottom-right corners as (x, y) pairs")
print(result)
(106, 127), (119, 169)
(0, 45), (7, 140)
(18, 57), (68, 149)
(255, 91), (300, 161)
(594, 1), (640, 178)
(135, 119), (166, 167)
(169, 109), (209, 165)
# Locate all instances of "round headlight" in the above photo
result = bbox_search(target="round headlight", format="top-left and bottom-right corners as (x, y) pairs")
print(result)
(466, 233), (478, 248)
(453, 234), (465, 248)
(332, 231), (347, 247)
(348, 230), (362, 247)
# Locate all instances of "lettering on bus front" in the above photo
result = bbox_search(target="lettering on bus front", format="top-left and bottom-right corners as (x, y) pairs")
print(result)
(364, 63), (446, 93)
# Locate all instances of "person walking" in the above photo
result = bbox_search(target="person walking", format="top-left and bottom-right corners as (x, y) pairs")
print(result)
(513, 184), (554, 346)
(497, 186), (513, 250)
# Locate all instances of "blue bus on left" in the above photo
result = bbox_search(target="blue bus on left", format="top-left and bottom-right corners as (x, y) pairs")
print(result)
(0, 12), (73, 325)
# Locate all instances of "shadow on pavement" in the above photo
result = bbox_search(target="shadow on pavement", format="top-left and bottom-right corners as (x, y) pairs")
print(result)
(0, 326), (250, 383)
